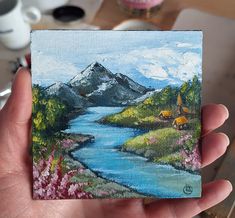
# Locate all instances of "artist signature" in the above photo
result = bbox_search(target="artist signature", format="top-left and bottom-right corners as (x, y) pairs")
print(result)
(183, 184), (193, 195)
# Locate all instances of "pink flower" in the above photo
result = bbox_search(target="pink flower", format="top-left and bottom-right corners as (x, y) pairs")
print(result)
(59, 174), (69, 189)
(180, 145), (201, 170)
(33, 165), (39, 178)
(61, 139), (74, 148)
(33, 150), (93, 200)
(176, 134), (192, 146)
(78, 168), (85, 174)
(148, 136), (157, 145)
(98, 191), (109, 196)
(68, 184), (79, 196)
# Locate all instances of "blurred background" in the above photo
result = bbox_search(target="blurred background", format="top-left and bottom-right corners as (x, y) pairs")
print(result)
(0, 0), (234, 217)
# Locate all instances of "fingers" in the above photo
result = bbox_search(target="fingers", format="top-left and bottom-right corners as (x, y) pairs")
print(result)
(201, 104), (229, 168)
(1, 68), (32, 124)
(201, 132), (230, 168)
(145, 180), (233, 218)
(197, 180), (232, 212)
(202, 104), (229, 135)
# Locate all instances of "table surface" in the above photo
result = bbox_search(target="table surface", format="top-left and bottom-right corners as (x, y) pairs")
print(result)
(92, 0), (235, 29)
(1, 0), (235, 60)
(0, 1), (235, 216)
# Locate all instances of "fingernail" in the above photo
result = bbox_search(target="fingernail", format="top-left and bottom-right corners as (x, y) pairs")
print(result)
(12, 67), (24, 90)
(15, 67), (23, 75)
(218, 132), (230, 147)
(219, 104), (229, 120)
(225, 180), (233, 193)
(12, 67), (23, 83)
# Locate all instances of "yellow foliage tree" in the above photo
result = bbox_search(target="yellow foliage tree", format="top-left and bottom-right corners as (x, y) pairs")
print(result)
(144, 98), (154, 106)
(122, 107), (137, 118)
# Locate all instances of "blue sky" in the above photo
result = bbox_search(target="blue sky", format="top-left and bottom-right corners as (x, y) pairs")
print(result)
(31, 30), (202, 89)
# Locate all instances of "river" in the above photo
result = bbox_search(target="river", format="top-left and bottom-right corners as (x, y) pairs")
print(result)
(65, 107), (201, 198)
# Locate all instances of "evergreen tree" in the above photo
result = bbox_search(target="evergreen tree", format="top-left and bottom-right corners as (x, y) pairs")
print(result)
(186, 76), (201, 113)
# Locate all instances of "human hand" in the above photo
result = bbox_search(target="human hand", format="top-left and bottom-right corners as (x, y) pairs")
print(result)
(0, 68), (232, 218)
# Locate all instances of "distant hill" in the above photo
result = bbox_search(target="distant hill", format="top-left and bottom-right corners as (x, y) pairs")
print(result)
(101, 75), (201, 128)
(45, 82), (92, 108)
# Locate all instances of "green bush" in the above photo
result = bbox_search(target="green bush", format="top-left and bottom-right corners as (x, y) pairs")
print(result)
(32, 85), (69, 159)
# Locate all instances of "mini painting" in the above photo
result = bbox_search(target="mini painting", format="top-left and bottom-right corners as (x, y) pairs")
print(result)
(31, 30), (202, 199)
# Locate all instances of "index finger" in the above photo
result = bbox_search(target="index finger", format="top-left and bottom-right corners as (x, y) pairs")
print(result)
(202, 104), (229, 135)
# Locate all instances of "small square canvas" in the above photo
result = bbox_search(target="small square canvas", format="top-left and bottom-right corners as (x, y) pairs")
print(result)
(31, 30), (202, 199)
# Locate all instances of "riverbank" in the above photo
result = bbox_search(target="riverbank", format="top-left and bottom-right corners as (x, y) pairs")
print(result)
(121, 128), (201, 173)
(100, 113), (171, 130)
(61, 132), (144, 198)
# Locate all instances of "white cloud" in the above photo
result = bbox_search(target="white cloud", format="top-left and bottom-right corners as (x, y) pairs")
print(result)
(168, 52), (201, 81)
(78, 46), (202, 86)
(128, 48), (179, 65)
(124, 48), (201, 84)
(176, 42), (202, 49)
(176, 42), (193, 48)
(32, 43), (202, 87)
(32, 51), (78, 85)
(138, 65), (168, 81)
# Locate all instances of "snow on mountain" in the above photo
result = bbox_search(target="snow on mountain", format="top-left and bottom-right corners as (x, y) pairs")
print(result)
(68, 62), (152, 106)
(131, 90), (160, 104)
(45, 82), (90, 108)
(69, 62), (114, 88)
(45, 62), (154, 107)
(87, 79), (117, 97)
(115, 73), (150, 94)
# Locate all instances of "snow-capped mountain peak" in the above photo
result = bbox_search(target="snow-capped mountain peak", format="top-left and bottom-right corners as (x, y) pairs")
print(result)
(69, 62), (113, 85)
(46, 62), (154, 107)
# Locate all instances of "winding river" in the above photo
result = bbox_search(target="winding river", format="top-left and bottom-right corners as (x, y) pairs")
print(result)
(65, 107), (201, 198)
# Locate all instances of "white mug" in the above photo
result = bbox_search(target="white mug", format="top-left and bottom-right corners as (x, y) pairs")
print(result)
(22, 0), (69, 12)
(0, 0), (41, 50)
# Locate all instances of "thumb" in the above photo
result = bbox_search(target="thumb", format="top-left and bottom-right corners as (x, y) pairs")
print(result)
(0, 68), (32, 172)
(1, 68), (32, 124)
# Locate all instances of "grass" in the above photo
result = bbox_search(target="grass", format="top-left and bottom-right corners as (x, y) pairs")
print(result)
(123, 128), (182, 159)
(154, 153), (183, 165)
(102, 106), (171, 129)
(122, 128), (201, 171)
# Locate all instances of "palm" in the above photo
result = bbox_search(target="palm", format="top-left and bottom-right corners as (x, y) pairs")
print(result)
(0, 174), (145, 217)
(0, 69), (232, 218)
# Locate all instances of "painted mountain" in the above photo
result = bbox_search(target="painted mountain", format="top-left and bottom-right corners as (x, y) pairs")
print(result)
(46, 62), (152, 108)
